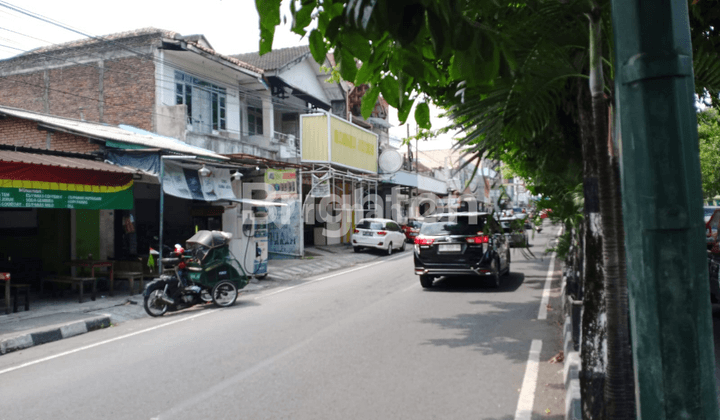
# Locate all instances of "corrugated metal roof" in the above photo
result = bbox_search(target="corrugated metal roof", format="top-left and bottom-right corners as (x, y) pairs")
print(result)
(0, 150), (133, 173)
(0, 105), (228, 160)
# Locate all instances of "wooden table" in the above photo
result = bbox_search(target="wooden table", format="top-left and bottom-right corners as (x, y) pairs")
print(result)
(66, 260), (114, 280)
(41, 260), (114, 303)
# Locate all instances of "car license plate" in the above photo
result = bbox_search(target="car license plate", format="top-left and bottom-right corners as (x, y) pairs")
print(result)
(439, 244), (461, 252)
(363, 231), (372, 236)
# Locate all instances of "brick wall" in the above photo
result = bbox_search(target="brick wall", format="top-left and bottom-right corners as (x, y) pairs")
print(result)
(0, 56), (155, 132)
(0, 72), (46, 113)
(0, 116), (100, 154)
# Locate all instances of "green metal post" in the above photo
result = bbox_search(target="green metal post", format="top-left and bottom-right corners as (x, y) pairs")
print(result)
(611, 1), (720, 419)
(159, 157), (165, 266)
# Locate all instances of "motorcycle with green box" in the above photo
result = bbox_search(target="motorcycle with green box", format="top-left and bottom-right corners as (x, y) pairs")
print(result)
(143, 230), (249, 317)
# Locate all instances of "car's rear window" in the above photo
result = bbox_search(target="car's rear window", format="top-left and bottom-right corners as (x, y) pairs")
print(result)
(420, 217), (486, 236)
(357, 220), (384, 230)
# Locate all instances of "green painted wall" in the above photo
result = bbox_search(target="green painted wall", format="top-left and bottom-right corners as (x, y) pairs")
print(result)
(75, 210), (100, 270)
(38, 209), (71, 274)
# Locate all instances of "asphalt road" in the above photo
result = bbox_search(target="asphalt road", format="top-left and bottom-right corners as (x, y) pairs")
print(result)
(0, 226), (565, 420)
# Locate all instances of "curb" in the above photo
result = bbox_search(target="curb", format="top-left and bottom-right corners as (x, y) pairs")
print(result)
(0, 314), (111, 356)
(562, 272), (582, 420)
(0, 250), (391, 357)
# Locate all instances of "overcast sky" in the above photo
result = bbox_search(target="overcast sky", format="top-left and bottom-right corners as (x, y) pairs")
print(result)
(0, 0), (455, 150)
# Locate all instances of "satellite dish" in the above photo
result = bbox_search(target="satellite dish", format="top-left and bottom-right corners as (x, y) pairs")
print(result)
(378, 149), (403, 173)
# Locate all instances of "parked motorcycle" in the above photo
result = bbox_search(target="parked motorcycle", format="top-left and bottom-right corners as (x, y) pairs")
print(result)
(143, 230), (249, 317)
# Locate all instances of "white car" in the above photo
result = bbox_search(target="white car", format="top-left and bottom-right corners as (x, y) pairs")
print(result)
(351, 218), (407, 254)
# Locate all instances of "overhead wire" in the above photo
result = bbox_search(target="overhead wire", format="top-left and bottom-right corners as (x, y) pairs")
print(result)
(0, 30), (324, 117)
(0, 0), (310, 108)
(0, 43), (322, 140)
(0, 0), (337, 147)
(0, 74), (321, 146)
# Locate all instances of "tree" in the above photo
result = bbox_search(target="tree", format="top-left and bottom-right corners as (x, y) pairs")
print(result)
(698, 109), (720, 201)
(257, 2), (720, 418)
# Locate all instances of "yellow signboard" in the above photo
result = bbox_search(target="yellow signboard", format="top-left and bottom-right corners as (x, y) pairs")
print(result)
(300, 114), (329, 162)
(301, 113), (378, 173)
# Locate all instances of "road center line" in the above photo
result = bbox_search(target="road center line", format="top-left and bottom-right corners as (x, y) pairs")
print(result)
(514, 339), (543, 420)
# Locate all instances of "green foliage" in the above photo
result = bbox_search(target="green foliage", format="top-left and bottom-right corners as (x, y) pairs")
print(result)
(257, 0), (516, 125)
(414, 102), (431, 129)
(534, 183), (584, 232)
(360, 85), (380, 119)
(698, 109), (720, 200)
(255, 0), (719, 226)
(548, 229), (573, 260)
(257, 0), (282, 55)
(689, 1), (720, 109)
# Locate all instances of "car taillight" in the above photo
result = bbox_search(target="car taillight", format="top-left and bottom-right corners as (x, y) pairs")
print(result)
(415, 237), (435, 245)
(377, 231), (387, 236)
(466, 235), (489, 244)
(354, 229), (359, 233)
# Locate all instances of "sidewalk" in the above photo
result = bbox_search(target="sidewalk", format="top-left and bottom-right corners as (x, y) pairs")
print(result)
(0, 243), (384, 355)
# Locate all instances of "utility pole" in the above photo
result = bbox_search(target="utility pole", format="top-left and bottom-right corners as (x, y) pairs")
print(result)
(611, 1), (720, 418)
(407, 124), (412, 171)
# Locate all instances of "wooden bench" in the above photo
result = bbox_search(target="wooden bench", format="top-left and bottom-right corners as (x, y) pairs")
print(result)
(1, 272), (30, 314)
(111, 259), (144, 296)
(10, 284), (30, 313)
(40, 276), (96, 303)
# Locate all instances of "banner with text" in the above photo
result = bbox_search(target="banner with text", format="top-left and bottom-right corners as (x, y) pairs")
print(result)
(0, 161), (133, 209)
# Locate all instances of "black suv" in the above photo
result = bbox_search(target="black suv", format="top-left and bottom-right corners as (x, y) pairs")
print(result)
(413, 212), (511, 288)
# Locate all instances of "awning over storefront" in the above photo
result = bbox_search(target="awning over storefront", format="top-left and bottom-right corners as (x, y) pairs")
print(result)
(162, 160), (286, 207)
(381, 170), (448, 195)
(0, 106), (227, 161)
(0, 150), (134, 209)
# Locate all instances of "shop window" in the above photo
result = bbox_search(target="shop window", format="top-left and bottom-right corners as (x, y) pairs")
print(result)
(248, 106), (263, 135)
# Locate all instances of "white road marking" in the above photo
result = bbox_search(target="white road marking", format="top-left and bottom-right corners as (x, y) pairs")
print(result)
(254, 253), (410, 300)
(537, 252), (556, 320)
(514, 339), (543, 420)
(537, 226), (562, 320)
(0, 309), (219, 376)
(0, 253), (411, 375)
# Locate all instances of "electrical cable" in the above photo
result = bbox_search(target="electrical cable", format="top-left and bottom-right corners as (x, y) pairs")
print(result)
(0, 41), (324, 139)
(0, 1), (352, 158)
(0, 66), (320, 147)
(0, 2), (329, 116)
(0, 6), (325, 115)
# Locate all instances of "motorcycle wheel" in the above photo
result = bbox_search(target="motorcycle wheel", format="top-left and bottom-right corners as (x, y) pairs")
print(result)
(144, 288), (169, 317)
(199, 289), (213, 303)
(211, 281), (238, 307)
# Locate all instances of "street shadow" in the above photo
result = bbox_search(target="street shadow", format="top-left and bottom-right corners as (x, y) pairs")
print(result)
(419, 295), (559, 364)
(147, 297), (261, 319)
(360, 247), (409, 256)
(425, 272), (525, 293)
